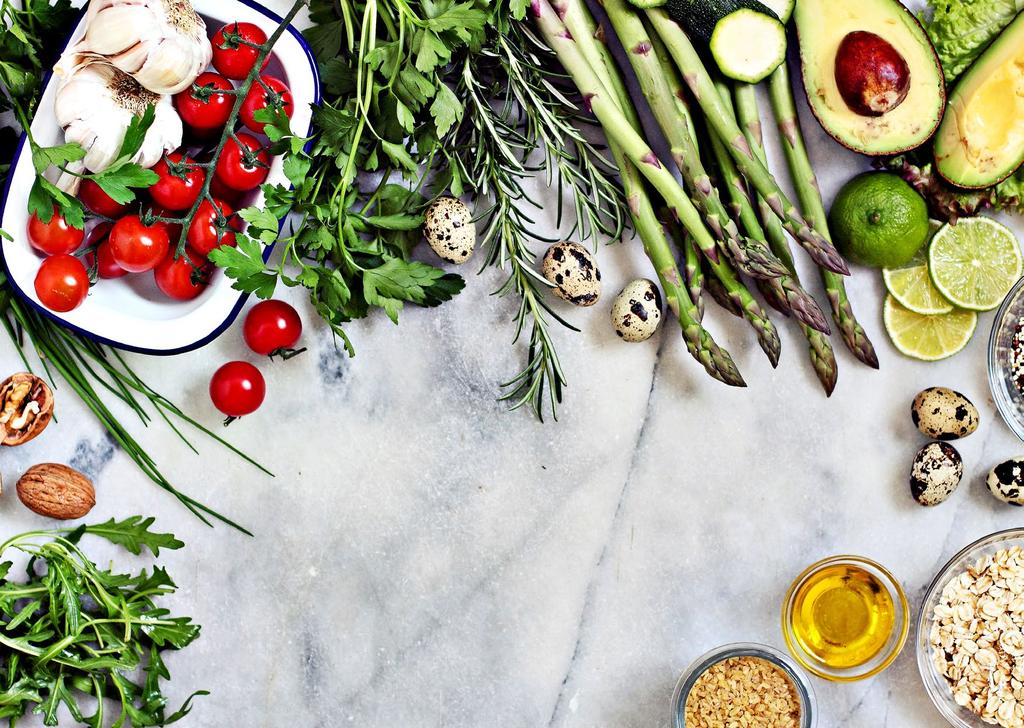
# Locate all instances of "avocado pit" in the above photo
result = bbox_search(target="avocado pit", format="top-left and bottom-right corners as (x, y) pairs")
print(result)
(835, 31), (912, 117)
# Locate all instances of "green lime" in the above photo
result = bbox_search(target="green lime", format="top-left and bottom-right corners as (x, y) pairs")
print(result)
(882, 221), (954, 314)
(829, 172), (930, 268)
(882, 295), (977, 361)
(928, 216), (1023, 311)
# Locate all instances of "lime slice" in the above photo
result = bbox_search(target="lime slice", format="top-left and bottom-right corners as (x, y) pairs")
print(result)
(928, 217), (1022, 311)
(883, 222), (954, 315)
(883, 296), (977, 361)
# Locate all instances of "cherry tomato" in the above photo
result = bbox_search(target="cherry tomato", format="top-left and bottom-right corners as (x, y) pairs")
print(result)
(143, 204), (184, 242)
(34, 255), (89, 313)
(78, 179), (129, 219)
(215, 133), (270, 192)
(211, 22), (269, 80)
(154, 248), (210, 301)
(240, 76), (294, 134)
(174, 71), (234, 132)
(188, 199), (241, 257)
(210, 174), (245, 206)
(96, 240), (127, 279)
(243, 300), (303, 356)
(150, 153), (205, 211)
(27, 208), (84, 256)
(209, 361), (265, 418)
(109, 215), (170, 273)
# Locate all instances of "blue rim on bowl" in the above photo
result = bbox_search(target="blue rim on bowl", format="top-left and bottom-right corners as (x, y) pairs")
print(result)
(672, 642), (817, 728)
(988, 276), (1024, 441)
(0, 0), (320, 356)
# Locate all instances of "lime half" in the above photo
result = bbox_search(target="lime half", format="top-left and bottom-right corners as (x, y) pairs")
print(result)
(883, 296), (977, 361)
(928, 217), (1022, 311)
(883, 222), (954, 315)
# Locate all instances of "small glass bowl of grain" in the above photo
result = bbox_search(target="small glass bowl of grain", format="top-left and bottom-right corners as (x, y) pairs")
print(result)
(917, 528), (1024, 728)
(988, 278), (1024, 442)
(671, 643), (816, 728)
(782, 555), (910, 682)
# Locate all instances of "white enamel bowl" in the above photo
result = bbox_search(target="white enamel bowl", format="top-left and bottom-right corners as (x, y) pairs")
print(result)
(0, 0), (319, 354)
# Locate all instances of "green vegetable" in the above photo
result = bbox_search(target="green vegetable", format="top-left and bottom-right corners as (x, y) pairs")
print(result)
(0, 518), (205, 726)
(925, 0), (1024, 82)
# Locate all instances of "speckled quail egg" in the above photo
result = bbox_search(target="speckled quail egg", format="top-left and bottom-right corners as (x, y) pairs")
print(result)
(423, 196), (476, 264)
(910, 442), (964, 507)
(911, 387), (980, 441)
(542, 241), (601, 307)
(987, 459), (1024, 506)
(611, 279), (663, 342)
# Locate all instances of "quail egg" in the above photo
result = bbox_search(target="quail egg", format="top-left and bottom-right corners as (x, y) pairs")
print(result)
(987, 459), (1024, 506)
(910, 442), (963, 507)
(911, 387), (980, 441)
(611, 279), (663, 342)
(423, 196), (476, 264)
(542, 241), (601, 307)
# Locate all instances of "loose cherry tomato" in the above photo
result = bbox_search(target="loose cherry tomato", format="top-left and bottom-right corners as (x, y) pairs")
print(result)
(243, 300), (303, 357)
(211, 22), (269, 80)
(109, 215), (170, 273)
(175, 72), (234, 132)
(215, 133), (270, 192)
(35, 255), (89, 313)
(96, 240), (127, 279)
(240, 76), (294, 134)
(78, 179), (129, 219)
(210, 361), (265, 419)
(188, 199), (241, 257)
(150, 153), (205, 211)
(154, 248), (210, 301)
(27, 208), (84, 256)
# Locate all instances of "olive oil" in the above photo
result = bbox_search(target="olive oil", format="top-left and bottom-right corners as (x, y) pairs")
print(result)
(790, 563), (895, 669)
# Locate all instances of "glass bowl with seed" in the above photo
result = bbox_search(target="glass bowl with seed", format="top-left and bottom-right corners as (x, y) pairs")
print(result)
(917, 529), (1024, 728)
(988, 278), (1024, 442)
(782, 555), (910, 682)
(671, 643), (816, 728)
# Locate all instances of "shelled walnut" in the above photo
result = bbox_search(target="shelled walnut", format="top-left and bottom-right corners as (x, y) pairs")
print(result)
(0, 373), (53, 447)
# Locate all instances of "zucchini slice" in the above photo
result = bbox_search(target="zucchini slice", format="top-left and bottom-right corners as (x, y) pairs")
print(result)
(759, 0), (794, 23)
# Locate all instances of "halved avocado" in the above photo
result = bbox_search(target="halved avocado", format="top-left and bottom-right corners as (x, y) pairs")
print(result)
(934, 11), (1024, 189)
(795, 0), (946, 156)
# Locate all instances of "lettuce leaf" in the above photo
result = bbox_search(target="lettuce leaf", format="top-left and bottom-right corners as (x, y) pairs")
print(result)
(924, 0), (1024, 82)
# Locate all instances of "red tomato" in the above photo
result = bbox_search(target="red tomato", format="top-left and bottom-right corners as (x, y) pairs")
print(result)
(154, 249), (210, 301)
(144, 204), (185, 242)
(109, 215), (170, 273)
(27, 208), (84, 256)
(149, 152), (205, 211)
(243, 300), (303, 356)
(209, 361), (265, 418)
(34, 255), (89, 313)
(240, 76), (294, 134)
(215, 133), (270, 192)
(188, 199), (241, 257)
(78, 179), (129, 219)
(175, 72), (234, 132)
(211, 22), (269, 80)
(210, 174), (245, 206)
(96, 241), (127, 279)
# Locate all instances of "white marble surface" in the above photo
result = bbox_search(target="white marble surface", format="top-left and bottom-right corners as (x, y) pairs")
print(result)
(4, 1), (1024, 726)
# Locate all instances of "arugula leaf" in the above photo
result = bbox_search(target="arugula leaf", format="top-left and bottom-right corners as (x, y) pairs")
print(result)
(79, 516), (185, 556)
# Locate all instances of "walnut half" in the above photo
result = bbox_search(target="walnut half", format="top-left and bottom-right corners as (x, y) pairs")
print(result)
(0, 373), (53, 447)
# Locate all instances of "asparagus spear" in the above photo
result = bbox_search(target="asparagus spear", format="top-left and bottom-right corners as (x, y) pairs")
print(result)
(680, 230), (705, 320)
(766, 64), (879, 369)
(646, 8), (850, 277)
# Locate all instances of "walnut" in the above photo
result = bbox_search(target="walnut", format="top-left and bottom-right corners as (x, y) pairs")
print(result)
(0, 373), (53, 447)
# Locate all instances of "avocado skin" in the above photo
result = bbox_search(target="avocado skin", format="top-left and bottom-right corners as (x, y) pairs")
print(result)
(665, 0), (780, 42)
(795, 0), (945, 157)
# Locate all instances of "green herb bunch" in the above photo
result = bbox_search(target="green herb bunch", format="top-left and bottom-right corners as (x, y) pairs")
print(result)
(0, 518), (204, 727)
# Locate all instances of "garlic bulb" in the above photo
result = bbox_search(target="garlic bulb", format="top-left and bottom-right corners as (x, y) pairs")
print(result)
(54, 60), (182, 193)
(57, 0), (212, 95)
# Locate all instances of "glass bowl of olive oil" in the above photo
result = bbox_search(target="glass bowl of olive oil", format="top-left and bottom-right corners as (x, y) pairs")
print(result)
(782, 555), (910, 681)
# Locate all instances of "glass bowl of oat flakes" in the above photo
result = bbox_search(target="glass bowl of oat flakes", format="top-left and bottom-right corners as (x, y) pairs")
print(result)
(672, 643), (816, 728)
(918, 529), (1024, 728)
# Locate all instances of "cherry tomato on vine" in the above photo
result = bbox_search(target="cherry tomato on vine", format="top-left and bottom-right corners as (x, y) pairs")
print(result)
(78, 179), (129, 219)
(209, 174), (245, 206)
(143, 204), (184, 242)
(96, 240), (127, 279)
(35, 255), (89, 313)
(149, 152), (205, 211)
(210, 361), (265, 419)
(109, 215), (170, 273)
(27, 207), (84, 256)
(154, 249), (210, 301)
(188, 199), (241, 257)
(175, 71), (235, 132)
(211, 22), (269, 80)
(215, 133), (270, 192)
(243, 300), (303, 357)
(240, 76), (293, 134)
